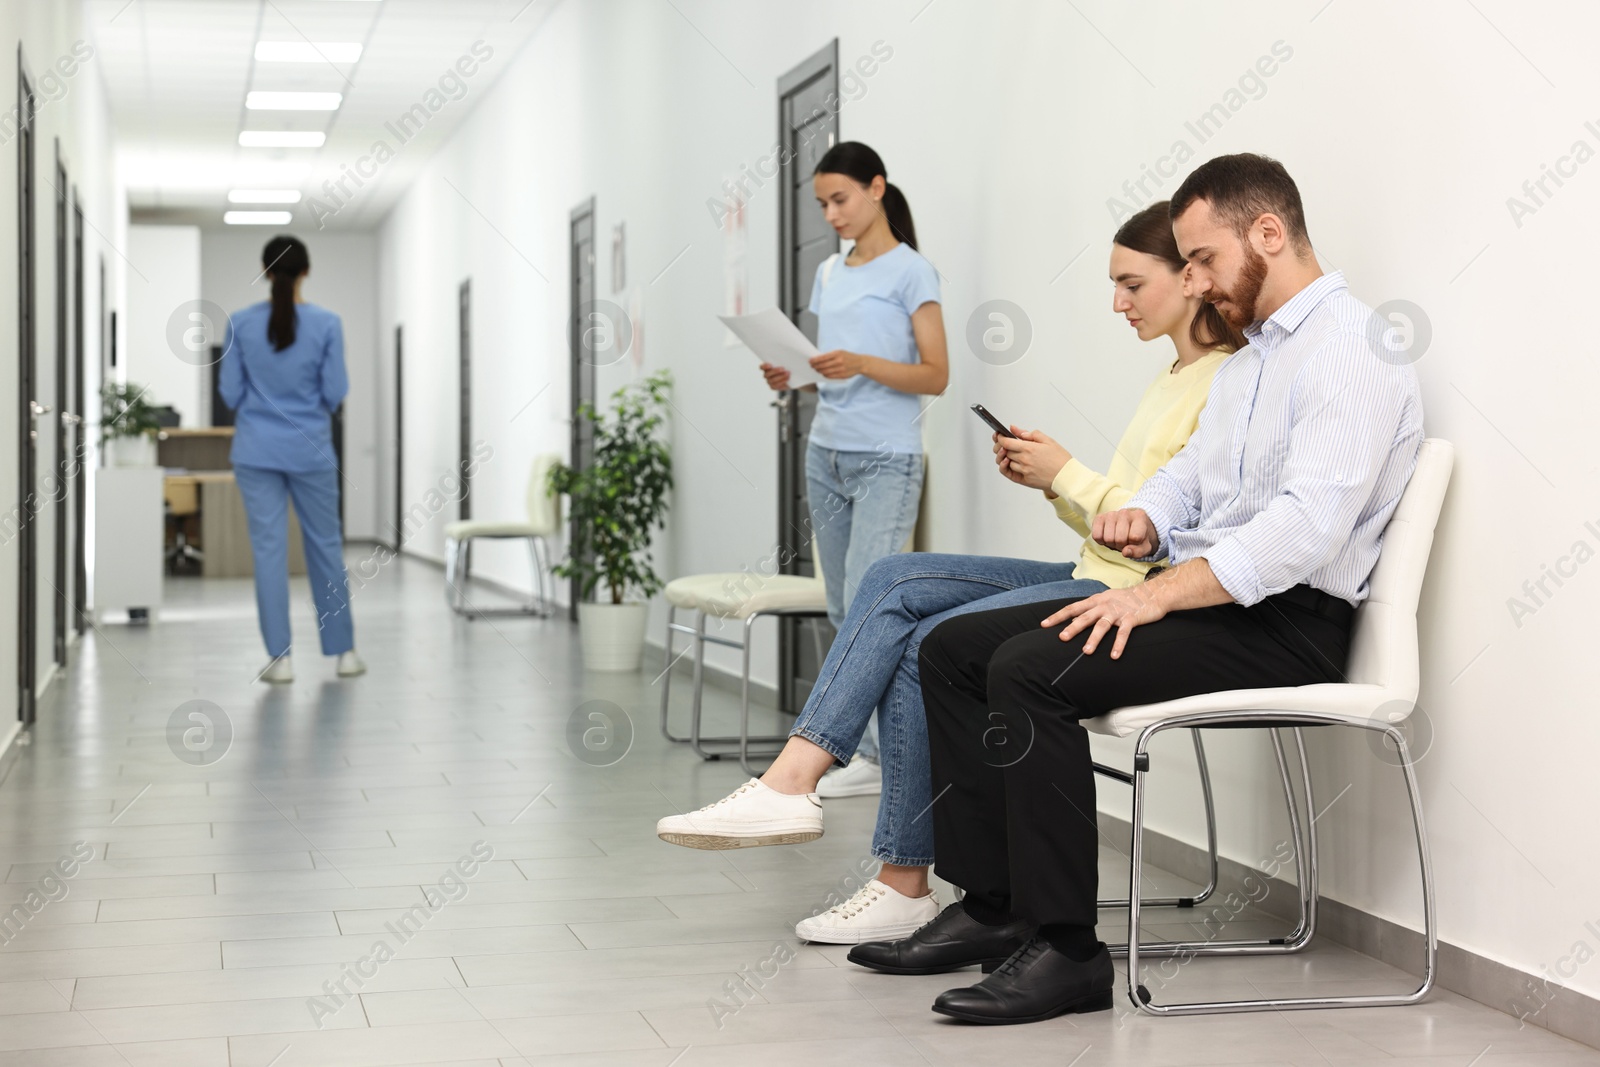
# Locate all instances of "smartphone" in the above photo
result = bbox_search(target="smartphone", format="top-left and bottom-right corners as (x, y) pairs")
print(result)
(971, 403), (1014, 438)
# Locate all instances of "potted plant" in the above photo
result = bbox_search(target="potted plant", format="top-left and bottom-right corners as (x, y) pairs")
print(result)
(101, 382), (162, 467)
(548, 370), (673, 671)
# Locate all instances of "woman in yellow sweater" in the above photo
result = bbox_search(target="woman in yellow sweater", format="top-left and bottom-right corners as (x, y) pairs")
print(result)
(656, 202), (1245, 942)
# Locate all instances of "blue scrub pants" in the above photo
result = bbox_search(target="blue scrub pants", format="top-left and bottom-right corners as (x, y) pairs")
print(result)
(233, 464), (355, 659)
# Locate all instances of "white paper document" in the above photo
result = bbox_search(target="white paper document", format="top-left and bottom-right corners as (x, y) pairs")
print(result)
(718, 307), (823, 388)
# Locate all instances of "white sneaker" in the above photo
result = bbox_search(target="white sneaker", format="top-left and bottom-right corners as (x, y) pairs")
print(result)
(795, 879), (940, 944)
(817, 755), (882, 798)
(336, 651), (366, 677)
(260, 655), (293, 684)
(656, 778), (823, 850)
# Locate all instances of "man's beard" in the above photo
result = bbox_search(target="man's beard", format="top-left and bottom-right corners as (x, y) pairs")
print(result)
(1209, 242), (1268, 329)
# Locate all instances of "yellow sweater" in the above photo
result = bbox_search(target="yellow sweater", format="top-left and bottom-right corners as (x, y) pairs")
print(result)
(1049, 349), (1229, 588)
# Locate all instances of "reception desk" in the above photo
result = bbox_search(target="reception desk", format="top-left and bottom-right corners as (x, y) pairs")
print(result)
(156, 429), (306, 578)
(163, 472), (307, 578)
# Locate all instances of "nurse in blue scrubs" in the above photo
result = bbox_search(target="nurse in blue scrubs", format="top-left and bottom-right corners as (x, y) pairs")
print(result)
(218, 235), (365, 684)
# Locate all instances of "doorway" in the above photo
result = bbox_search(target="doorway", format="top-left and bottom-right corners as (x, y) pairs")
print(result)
(15, 62), (38, 725)
(567, 198), (597, 621)
(393, 324), (403, 550)
(52, 147), (70, 667)
(775, 41), (840, 711)
(72, 193), (86, 638)
(458, 282), (472, 522)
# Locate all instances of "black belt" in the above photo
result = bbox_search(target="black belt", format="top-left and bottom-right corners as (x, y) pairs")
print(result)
(1271, 584), (1355, 626)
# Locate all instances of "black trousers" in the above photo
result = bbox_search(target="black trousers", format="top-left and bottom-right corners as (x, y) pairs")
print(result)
(918, 588), (1351, 928)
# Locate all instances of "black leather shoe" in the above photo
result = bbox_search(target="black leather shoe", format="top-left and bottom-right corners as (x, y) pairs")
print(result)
(847, 902), (1035, 976)
(931, 936), (1113, 1024)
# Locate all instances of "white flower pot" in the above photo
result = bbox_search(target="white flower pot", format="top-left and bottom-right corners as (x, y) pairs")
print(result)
(577, 601), (649, 672)
(106, 434), (157, 468)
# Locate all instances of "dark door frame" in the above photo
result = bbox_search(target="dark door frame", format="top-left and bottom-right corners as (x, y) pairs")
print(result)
(52, 142), (68, 667)
(16, 55), (38, 726)
(72, 191), (86, 637)
(775, 40), (840, 712)
(567, 197), (597, 622)
(393, 324), (403, 551)
(457, 281), (472, 522)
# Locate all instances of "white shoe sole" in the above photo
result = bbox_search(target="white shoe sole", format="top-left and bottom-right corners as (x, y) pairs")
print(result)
(657, 828), (822, 850)
(794, 916), (930, 944)
(337, 666), (366, 677)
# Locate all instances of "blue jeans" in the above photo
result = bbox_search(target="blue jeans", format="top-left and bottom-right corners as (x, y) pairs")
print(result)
(805, 444), (924, 761)
(234, 464), (355, 659)
(788, 553), (1108, 866)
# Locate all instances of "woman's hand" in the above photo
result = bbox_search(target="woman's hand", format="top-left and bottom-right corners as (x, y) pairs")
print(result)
(759, 362), (791, 391)
(993, 427), (1073, 492)
(810, 349), (867, 380)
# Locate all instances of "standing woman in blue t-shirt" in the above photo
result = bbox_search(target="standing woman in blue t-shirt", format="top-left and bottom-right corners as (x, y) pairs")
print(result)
(760, 142), (947, 791)
(218, 236), (366, 684)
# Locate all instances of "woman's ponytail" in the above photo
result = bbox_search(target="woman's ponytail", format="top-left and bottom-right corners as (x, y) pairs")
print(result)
(815, 141), (917, 250)
(262, 235), (310, 351)
(880, 181), (917, 251)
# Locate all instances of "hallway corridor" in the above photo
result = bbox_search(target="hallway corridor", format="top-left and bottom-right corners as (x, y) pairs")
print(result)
(0, 556), (1591, 1065)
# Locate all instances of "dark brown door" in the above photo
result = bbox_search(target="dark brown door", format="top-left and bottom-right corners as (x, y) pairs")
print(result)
(16, 63), (39, 725)
(567, 198), (596, 621)
(776, 41), (840, 711)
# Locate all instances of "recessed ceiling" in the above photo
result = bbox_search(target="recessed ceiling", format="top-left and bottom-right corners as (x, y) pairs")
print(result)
(88, 0), (558, 230)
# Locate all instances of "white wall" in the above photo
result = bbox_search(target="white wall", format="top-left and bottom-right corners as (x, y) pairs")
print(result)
(371, 0), (1600, 1003)
(199, 228), (381, 541)
(0, 0), (123, 710)
(124, 224), (201, 425)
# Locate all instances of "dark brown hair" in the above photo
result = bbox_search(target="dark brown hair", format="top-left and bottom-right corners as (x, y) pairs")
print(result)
(1114, 201), (1247, 352)
(262, 235), (310, 351)
(815, 141), (917, 250)
(1169, 152), (1310, 254)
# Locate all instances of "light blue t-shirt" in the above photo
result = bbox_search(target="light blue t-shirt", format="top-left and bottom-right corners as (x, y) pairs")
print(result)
(807, 242), (940, 454)
(218, 301), (348, 472)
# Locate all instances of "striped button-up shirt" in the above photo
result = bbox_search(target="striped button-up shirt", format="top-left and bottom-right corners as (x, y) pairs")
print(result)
(1128, 271), (1424, 607)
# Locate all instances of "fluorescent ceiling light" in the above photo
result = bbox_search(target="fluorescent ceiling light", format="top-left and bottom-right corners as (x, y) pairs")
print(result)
(255, 41), (363, 63)
(229, 189), (302, 204)
(246, 91), (342, 111)
(224, 211), (294, 225)
(239, 131), (326, 147)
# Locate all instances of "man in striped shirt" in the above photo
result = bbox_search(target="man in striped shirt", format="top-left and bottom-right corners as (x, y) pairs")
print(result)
(858, 154), (1424, 1025)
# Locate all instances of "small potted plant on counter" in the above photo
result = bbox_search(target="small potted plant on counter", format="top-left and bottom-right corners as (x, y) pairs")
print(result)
(548, 370), (673, 671)
(100, 382), (162, 467)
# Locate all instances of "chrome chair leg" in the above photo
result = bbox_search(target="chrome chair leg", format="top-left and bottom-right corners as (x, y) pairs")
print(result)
(1109, 722), (1310, 960)
(1124, 713), (1436, 1016)
(737, 612), (793, 776)
(444, 537), (461, 612)
(1095, 728), (1221, 910)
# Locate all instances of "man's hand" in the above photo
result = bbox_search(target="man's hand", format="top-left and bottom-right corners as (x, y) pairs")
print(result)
(1093, 507), (1157, 558)
(1040, 583), (1168, 659)
(993, 427), (1072, 492)
(809, 349), (866, 379)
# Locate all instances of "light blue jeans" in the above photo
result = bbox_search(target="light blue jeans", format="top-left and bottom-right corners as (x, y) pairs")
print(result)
(234, 464), (355, 660)
(788, 553), (1109, 866)
(805, 444), (924, 761)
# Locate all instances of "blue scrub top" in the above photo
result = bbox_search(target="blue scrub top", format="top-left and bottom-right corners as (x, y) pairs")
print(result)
(807, 242), (940, 454)
(218, 301), (348, 472)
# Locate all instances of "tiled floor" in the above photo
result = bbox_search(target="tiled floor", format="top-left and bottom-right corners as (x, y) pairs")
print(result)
(2, 552), (1596, 1065)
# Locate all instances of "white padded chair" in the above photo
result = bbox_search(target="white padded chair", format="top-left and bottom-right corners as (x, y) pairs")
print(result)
(1086, 437), (1454, 1016)
(444, 452), (561, 618)
(658, 562), (829, 775)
